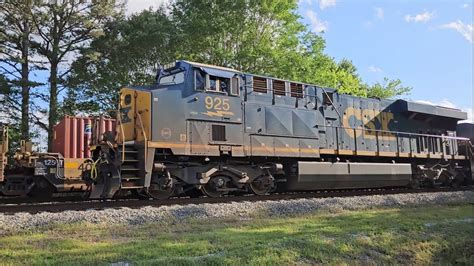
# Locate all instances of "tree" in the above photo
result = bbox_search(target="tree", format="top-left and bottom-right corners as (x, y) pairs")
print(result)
(366, 77), (411, 99)
(66, 8), (175, 115)
(171, 0), (369, 96)
(30, 0), (123, 151)
(0, 0), (43, 140)
(0, 74), (37, 157)
(67, 0), (410, 115)
(171, 0), (306, 74)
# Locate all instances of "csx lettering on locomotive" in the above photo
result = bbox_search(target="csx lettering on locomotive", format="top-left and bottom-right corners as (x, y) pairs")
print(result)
(342, 107), (396, 140)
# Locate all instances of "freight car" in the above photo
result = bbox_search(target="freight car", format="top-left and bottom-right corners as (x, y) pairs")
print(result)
(87, 60), (474, 199)
(458, 122), (474, 143)
(0, 116), (115, 197)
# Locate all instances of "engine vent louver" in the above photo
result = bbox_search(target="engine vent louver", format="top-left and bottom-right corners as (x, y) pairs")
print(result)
(253, 77), (268, 93)
(212, 125), (226, 142)
(273, 80), (286, 96)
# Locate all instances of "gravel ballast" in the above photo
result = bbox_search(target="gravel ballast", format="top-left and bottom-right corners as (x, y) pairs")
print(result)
(1, 191), (473, 233)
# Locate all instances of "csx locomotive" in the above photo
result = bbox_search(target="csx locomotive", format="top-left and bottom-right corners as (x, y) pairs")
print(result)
(83, 60), (473, 199)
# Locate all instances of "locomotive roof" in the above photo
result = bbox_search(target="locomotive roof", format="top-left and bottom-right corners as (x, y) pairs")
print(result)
(175, 60), (467, 120)
(182, 60), (242, 74)
(180, 60), (336, 91)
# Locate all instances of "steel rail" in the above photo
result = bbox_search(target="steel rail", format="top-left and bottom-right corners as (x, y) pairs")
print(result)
(1, 186), (472, 215)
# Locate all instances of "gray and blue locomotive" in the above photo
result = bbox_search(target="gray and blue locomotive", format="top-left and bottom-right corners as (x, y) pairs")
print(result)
(88, 60), (473, 199)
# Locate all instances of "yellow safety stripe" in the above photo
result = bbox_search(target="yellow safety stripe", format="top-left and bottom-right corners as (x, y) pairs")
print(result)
(146, 141), (467, 160)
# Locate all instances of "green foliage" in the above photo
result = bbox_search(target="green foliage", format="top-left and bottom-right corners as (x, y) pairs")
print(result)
(0, 205), (472, 264)
(30, 0), (123, 149)
(0, 0), (46, 139)
(66, 0), (410, 115)
(66, 8), (176, 114)
(366, 77), (412, 99)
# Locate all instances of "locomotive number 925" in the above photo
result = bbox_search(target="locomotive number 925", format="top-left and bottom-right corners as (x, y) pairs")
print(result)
(205, 96), (230, 111)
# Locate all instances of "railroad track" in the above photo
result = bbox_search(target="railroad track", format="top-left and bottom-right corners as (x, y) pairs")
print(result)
(1, 186), (472, 215)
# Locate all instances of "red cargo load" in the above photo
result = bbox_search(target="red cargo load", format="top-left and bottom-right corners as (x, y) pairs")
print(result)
(53, 116), (116, 159)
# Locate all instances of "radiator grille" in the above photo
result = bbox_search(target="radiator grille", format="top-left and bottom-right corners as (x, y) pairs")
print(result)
(290, 83), (303, 98)
(253, 77), (267, 93)
(273, 80), (286, 96)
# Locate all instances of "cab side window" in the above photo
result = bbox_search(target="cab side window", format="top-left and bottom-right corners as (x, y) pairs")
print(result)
(208, 75), (230, 93)
(195, 69), (238, 96)
(195, 70), (205, 91)
(231, 76), (239, 96)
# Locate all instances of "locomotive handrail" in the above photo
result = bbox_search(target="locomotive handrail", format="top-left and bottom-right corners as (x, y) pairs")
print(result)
(136, 110), (148, 167)
(321, 88), (342, 119)
(249, 126), (468, 141)
(319, 125), (470, 141)
(249, 124), (467, 158)
(117, 111), (126, 162)
(324, 125), (468, 157)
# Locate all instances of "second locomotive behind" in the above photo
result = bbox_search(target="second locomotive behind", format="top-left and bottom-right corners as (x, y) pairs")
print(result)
(87, 60), (473, 199)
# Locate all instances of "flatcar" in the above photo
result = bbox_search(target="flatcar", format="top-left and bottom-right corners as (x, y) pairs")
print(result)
(85, 60), (473, 199)
(0, 117), (114, 197)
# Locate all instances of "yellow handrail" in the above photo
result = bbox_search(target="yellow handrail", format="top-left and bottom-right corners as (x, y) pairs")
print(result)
(136, 110), (148, 167)
(117, 107), (126, 162)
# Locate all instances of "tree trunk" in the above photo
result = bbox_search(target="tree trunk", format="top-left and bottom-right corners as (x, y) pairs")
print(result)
(48, 62), (58, 151)
(20, 20), (30, 141)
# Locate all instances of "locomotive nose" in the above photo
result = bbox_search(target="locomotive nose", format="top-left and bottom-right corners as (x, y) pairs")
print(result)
(117, 87), (152, 144)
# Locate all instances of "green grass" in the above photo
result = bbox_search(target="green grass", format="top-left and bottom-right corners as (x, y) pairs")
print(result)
(1, 204), (473, 265)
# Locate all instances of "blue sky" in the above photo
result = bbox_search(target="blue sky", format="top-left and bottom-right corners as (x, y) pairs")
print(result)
(296, 0), (473, 120)
(3, 0), (472, 122)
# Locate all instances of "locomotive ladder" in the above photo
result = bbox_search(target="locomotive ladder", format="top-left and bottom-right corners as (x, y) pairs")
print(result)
(118, 142), (143, 189)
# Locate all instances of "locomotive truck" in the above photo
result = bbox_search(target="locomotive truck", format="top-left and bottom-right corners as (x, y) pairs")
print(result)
(83, 60), (474, 199)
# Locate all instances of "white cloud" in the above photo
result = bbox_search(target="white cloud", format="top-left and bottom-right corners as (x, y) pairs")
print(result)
(414, 99), (457, 109)
(440, 20), (473, 43)
(125, 0), (169, 15)
(404, 11), (435, 23)
(462, 3), (469, 9)
(437, 99), (458, 109)
(414, 99), (473, 123)
(368, 66), (382, 73)
(319, 0), (336, 10)
(299, 0), (313, 6)
(465, 108), (473, 122)
(374, 7), (384, 19)
(306, 10), (328, 33)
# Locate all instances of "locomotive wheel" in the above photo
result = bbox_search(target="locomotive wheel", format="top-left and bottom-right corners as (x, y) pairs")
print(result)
(249, 175), (275, 195)
(450, 173), (466, 188)
(409, 179), (420, 189)
(146, 185), (174, 200)
(201, 175), (230, 198)
(146, 172), (175, 200)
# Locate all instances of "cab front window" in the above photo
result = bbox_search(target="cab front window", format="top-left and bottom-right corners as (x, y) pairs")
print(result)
(158, 71), (185, 85)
